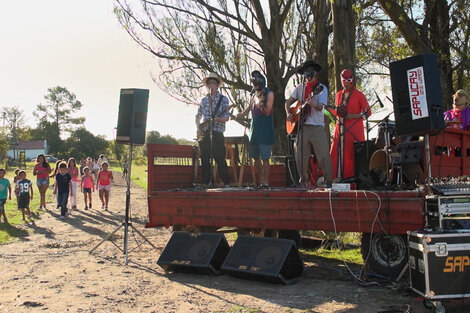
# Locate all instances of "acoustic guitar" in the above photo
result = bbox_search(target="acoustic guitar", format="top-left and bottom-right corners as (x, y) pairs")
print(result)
(286, 84), (324, 135)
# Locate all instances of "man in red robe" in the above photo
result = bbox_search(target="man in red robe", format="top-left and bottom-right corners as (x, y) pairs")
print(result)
(330, 69), (371, 180)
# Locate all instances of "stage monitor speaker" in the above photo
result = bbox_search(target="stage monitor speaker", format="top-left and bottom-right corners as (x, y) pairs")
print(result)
(389, 54), (444, 136)
(157, 232), (230, 275)
(221, 235), (304, 284)
(354, 140), (378, 177)
(116, 88), (149, 145)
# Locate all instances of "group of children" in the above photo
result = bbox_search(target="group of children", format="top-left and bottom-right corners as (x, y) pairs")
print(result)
(1, 168), (34, 222)
(0, 154), (114, 223)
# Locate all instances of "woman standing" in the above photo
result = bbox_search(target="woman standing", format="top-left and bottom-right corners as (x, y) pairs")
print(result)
(33, 154), (51, 210)
(67, 158), (79, 210)
(237, 70), (274, 187)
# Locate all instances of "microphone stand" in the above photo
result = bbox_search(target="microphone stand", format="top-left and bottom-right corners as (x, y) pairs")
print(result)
(335, 98), (381, 179)
(208, 88), (214, 187)
(298, 77), (306, 186)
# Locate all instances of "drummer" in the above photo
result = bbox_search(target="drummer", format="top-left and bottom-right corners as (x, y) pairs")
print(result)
(444, 89), (470, 130)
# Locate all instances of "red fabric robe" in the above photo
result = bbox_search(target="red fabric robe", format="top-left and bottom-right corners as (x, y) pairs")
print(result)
(330, 88), (371, 179)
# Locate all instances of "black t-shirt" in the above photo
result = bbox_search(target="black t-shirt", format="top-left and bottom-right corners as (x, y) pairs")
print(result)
(17, 179), (32, 197)
(55, 172), (72, 194)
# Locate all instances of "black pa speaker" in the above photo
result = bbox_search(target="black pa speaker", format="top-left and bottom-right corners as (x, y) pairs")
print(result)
(389, 54), (444, 136)
(221, 236), (304, 284)
(354, 140), (378, 177)
(157, 232), (230, 275)
(116, 88), (149, 145)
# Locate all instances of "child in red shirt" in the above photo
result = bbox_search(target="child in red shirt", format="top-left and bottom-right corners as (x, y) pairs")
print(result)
(81, 167), (95, 210)
(96, 162), (113, 210)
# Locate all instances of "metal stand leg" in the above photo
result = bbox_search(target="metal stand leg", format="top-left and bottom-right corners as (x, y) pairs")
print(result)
(89, 223), (124, 254)
(89, 144), (159, 265)
(395, 262), (409, 282)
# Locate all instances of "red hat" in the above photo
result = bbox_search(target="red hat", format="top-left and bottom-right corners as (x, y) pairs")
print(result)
(341, 69), (353, 78)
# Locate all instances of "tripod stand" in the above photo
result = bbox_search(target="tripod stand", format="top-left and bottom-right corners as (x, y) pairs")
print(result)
(89, 143), (159, 265)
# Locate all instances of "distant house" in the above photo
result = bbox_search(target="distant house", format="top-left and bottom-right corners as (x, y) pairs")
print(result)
(6, 140), (48, 160)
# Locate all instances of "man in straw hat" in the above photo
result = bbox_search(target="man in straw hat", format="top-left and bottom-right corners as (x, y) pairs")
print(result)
(444, 89), (470, 130)
(284, 60), (332, 188)
(195, 72), (231, 187)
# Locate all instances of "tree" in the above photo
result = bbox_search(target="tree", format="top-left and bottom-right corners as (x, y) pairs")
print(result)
(0, 136), (8, 160)
(1, 106), (26, 160)
(63, 128), (109, 160)
(146, 130), (179, 145)
(375, 0), (454, 108)
(331, 0), (356, 92)
(30, 121), (63, 156)
(114, 0), (323, 153)
(33, 86), (85, 137)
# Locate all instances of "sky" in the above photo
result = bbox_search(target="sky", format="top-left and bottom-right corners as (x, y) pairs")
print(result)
(0, 1), (393, 142)
(0, 0), (246, 141)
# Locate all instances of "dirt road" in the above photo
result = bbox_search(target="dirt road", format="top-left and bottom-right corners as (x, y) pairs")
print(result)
(0, 175), (459, 312)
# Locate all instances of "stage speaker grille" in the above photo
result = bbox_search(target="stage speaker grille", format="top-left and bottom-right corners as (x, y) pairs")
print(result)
(157, 232), (230, 275)
(221, 235), (304, 284)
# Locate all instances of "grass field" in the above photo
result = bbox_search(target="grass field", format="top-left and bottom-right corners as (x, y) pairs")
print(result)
(109, 161), (147, 189)
(0, 162), (55, 243)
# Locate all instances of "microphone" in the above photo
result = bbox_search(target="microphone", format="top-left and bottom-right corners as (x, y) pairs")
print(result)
(375, 91), (384, 108)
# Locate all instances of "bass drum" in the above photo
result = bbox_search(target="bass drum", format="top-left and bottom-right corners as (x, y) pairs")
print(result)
(369, 149), (389, 183)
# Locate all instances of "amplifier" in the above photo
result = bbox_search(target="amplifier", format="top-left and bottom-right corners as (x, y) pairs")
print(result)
(408, 230), (470, 299)
(425, 195), (470, 230)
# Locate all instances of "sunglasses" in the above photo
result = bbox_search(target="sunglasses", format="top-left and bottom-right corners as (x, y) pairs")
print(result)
(342, 77), (353, 83)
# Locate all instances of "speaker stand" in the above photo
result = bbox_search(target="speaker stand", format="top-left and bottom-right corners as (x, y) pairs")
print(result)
(89, 144), (159, 265)
(425, 133), (432, 181)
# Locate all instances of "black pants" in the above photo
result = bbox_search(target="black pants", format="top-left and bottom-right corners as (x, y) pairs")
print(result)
(200, 131), (230, 185)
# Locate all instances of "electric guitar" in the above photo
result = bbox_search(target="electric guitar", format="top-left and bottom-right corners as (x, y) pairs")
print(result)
(286, 84), (324, 135)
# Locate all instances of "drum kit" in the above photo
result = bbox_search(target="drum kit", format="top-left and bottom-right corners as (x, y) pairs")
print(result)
(365, 114), (422, 188)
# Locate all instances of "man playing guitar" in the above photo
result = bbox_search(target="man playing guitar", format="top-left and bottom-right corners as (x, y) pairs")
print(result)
(284, 61), (332, 188)
(195, 73), (231, 187)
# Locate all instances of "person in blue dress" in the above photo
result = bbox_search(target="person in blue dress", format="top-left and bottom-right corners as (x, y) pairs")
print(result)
(237, 70), (275, 188)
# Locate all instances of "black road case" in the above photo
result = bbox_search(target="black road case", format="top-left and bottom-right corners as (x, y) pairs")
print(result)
(408, 230), (470, 299)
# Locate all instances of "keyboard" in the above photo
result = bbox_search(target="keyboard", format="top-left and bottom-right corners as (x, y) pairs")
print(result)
(430, 183), (470, 195)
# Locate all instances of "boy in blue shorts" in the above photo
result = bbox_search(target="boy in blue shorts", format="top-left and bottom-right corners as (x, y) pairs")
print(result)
(16, 170), (33, 221)
(0, 168), (12, 223)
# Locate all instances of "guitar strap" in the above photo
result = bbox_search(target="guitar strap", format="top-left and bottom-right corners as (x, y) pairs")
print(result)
(211, 94), (224, 119)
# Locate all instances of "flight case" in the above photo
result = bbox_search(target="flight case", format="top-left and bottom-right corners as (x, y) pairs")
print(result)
(408, 230), (470, 299)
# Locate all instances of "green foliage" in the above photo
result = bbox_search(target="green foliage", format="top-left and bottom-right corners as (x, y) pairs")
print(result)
(302, 247), (364, 265)
(1, 106), (26, 147)
(0, 137), (8, 158)
(226, 306), (262, 313)
(33, 86), (85, 137)
(63, 127), (109, 160)
(146, 130), (179, 145)
(177, 138), (195, 145)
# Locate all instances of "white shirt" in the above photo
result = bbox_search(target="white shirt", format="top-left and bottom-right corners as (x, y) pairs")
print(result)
(290, 82), (328, 126)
